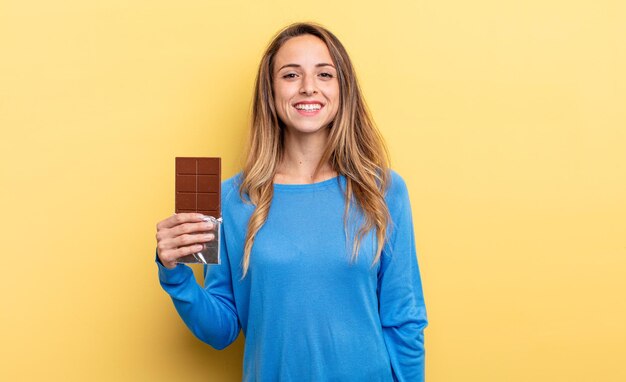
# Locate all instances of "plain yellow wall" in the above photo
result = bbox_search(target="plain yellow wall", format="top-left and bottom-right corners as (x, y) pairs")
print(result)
(1, 0), (625, 381)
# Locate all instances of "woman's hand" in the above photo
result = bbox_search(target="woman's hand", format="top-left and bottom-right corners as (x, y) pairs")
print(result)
(156, 213), (216, 269)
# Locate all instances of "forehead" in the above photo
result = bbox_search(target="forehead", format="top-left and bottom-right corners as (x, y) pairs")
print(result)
(273, 34), (334, 69)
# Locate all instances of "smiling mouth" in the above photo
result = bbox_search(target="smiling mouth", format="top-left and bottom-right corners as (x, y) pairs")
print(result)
(293, 102), (323, 112)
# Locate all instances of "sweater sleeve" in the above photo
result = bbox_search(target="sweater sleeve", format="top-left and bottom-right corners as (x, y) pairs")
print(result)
(378, 174), (428, 381)
(156, 223), (241, 350)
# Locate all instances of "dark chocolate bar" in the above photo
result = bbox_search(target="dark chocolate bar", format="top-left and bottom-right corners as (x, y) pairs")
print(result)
(175, 157), (221, 218)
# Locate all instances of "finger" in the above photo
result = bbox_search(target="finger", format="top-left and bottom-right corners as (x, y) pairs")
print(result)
(157, 234), (212, 256)
(156, 222), (215, 248)
(173, 244), (205, 259)
(169, 221), (215, 237)
(157, 213), (206, 230)
(156, 236), (177, 256)
(172, 233), (215, 248)
(159, 243), (205, 265)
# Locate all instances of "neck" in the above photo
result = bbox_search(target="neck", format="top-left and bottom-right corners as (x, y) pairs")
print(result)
(274, 128), (337, 184)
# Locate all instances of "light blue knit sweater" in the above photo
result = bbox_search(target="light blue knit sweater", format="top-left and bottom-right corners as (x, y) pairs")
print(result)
(157, 171), (427, 381)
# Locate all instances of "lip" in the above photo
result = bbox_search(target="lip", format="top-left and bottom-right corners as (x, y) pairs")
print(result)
(292, 101), (324, 116)
(292, 101), (324, 107)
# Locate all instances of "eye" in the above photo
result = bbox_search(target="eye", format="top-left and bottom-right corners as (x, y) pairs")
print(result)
(319, 72), (335, 79)
(282, 73), (298, 79)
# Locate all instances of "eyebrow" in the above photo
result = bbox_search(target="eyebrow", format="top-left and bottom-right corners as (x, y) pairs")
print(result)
(277, 63), (336, 71)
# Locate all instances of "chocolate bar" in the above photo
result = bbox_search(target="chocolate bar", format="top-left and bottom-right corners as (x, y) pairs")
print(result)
(175, 157), (221, 264)
(175, 157), (221, 218)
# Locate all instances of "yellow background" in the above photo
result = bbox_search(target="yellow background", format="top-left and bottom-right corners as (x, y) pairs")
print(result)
(1, 0), (624, 381)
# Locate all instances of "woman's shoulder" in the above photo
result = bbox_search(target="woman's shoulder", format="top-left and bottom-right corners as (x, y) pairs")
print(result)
(385, 169), (411, 211)
(221, 172), (244, 205)
(222, 172), (242, 189)
(386, 169), (409, 197)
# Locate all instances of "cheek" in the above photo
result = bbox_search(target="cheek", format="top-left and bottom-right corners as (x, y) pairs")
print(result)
(329, 103), (339, 120)
(273, 84), (296, 106)
(272, 88), (286, 111)
(324, 82), (340, 103)
(327, 85), (340, 115)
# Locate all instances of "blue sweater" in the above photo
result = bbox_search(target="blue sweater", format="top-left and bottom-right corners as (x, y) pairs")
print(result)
(157, 172), (427, 381)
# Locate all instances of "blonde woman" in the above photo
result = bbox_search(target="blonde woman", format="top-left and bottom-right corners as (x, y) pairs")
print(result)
(155, 22), (428, 381)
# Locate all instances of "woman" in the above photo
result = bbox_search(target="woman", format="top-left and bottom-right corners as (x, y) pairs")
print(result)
(155, 22), (427, 381)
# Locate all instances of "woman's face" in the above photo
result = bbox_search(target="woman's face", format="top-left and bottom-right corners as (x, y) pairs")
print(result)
(272, 34), (340, 136)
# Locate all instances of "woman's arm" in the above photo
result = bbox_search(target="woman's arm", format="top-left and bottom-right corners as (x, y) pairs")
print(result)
(157, 217), (240, 350)
(378, 173), (428, 381)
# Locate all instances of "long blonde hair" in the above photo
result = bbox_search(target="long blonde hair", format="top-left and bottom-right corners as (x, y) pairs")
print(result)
(239, 22), (390, 277)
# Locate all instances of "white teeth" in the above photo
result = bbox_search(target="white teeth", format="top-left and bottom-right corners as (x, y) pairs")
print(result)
(295, 103), (321, 111)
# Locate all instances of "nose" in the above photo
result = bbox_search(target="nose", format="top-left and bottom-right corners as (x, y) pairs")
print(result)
(299, 74), (317, 96)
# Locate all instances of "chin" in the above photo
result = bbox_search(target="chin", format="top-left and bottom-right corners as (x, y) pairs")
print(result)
(289, 124), (330, 135)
